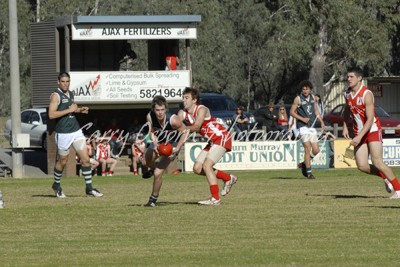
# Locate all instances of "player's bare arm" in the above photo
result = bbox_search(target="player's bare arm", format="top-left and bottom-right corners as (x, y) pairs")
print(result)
(342, 105), (351, 139)
(187, 106), (207, 133)
(48, 93), (77, 119)
(146, 113), (159, 153)
(170, 115), (189, 154)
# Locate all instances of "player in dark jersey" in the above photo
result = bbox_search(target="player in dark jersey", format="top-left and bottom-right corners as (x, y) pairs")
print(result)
(48, 72), (103, 198)
(290, 80), (325, 179)
(142, 95), (189, 207)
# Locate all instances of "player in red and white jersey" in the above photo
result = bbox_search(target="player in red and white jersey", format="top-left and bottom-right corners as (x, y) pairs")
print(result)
(344, 85), (381, 137)
(343, 67), (400, 198)
(96, 139), (117, 176)
(131, 135), (145, 175)
(179, 87), (238, 206)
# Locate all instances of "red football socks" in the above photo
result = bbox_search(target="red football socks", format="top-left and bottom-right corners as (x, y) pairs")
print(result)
(216, 170), (231, 182)
(390, 178), (400, 191)
(210, 184), (219, 200)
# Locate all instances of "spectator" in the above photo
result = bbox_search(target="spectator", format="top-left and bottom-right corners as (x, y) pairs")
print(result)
(262, 102), (278, 137)
(234, 106), (249, 131)
(127, 117), (142, 134)
(119, 42), (137, 71)
(314, 94), (324, 116)
(165, 45), (180, 71)
(130, 133), (146, 175)
(86, 138), (99, 175)
(78, 138), (99, 176)
(277, 106), (289, 135)
(96, 139), (117, 176)
(104, 118), (124, 157)
(233, 106), (249, 141)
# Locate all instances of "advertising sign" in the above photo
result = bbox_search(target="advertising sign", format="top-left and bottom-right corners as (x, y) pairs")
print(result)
(184, 141), (298, 172)
(297, 140), (331, 169)
(334, 139), (357, 168)
(334, 138), (400, 168)
(70, 71), (190, 104)
(382, 139), (400, 167)
(72, 23), (197, 40)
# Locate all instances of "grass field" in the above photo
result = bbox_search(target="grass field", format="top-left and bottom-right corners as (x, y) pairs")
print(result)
(1, 169), (400, 266)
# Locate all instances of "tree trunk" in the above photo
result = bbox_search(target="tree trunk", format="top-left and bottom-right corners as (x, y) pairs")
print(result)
(309, 17), (328, 96)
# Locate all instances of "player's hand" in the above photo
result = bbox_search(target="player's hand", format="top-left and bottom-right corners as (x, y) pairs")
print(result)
(154, 143), (160, 155)
(342, 127), (350, 139)
(69, 103), (78, 112)
(320, 122), (326, 132)
(169, 147), (179, 160)
(80, 107), (89, 114)
(351, 136), (361, 147)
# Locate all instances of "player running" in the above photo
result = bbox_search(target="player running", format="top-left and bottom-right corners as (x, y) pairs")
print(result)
(343, 67), (399, 198)
(179, 87), (238, 206)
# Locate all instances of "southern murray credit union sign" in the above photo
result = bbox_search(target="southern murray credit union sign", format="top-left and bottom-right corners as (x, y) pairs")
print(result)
(184, 141), (299, 171)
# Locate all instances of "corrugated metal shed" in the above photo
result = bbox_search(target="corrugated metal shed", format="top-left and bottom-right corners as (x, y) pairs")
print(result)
(30, 15), (202, 107)
(30, 20), (57, 107)
(53, 15), (202, 27)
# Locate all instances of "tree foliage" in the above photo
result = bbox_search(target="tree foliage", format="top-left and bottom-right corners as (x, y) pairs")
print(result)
(0, 0), (399, 116)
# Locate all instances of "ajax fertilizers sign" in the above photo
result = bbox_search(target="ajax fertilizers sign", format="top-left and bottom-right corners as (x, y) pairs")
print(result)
(72, 23), (197, 40)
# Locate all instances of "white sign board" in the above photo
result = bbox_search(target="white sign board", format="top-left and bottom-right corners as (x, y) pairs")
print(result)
(72, 23), (197, 40)
(184, 141), (298, 171)
(70, 71), (190, 104)
(382, 139), (400, 167)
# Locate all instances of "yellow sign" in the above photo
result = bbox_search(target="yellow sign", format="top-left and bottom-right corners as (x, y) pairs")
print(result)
(334, 140), (357, 168)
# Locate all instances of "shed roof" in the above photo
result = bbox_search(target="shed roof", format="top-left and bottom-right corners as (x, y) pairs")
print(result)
(55, 15), (201, 27)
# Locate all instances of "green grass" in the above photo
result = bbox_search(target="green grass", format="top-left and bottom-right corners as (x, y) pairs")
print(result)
(1, 169), (400, 266)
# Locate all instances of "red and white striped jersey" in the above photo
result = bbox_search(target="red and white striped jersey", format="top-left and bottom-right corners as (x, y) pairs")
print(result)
(344, 85), (381, 136)
(133, 140), (145, 158)
(96, 143), (110, 160)
(182, 104), (232, 151)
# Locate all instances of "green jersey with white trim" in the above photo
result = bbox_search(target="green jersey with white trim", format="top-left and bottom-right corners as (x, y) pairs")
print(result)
(54, 88), (80, 133)
(296, 94), (316, 128)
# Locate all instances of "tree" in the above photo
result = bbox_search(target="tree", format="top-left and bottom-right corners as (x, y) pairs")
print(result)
(0, 1), (32, 116)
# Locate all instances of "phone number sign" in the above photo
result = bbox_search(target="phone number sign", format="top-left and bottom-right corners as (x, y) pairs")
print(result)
(382, 139), (400, 167)
(70, 71), (190, 104)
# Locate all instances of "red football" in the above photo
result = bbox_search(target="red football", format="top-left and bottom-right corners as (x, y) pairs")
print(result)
(159, 142), (173, 157)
